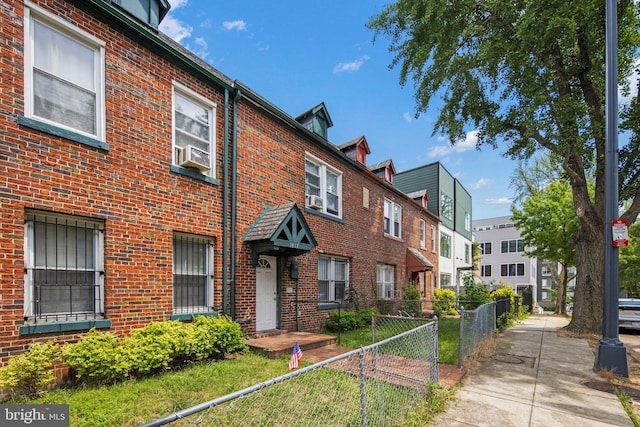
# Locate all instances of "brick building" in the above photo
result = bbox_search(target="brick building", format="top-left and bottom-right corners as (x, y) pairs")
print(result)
(0, 0), (439, 365)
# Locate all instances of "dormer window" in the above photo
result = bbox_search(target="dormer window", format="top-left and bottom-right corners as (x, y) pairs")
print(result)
(339, 136), (370, 165)
(296, 103), (333, 140)
(112, 0), (170, 29)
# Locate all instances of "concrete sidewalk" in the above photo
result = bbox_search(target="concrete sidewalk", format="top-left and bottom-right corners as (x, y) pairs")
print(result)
(434, 315), (633, 426)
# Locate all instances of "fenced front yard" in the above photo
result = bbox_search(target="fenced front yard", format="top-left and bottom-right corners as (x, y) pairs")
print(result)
(141, 316), (438, 427)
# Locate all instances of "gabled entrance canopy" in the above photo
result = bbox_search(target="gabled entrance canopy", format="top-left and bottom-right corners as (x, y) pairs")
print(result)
(243, 202), (317, 265)
(406, 248), (434, 274)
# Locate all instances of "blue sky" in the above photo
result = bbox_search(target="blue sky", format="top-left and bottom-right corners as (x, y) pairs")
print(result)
(158, 0), (532, 220)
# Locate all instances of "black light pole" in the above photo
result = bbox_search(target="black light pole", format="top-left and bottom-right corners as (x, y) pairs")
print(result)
(594, 0), (629, 377)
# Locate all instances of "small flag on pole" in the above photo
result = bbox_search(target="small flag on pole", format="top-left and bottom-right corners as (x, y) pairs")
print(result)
(288, 341), (303, 370)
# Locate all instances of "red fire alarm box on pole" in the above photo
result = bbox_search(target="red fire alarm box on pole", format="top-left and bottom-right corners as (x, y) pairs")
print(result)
(612, 219), (629, 247)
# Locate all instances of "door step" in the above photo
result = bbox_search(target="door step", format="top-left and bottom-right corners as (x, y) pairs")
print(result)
(246, 331), (338, 359)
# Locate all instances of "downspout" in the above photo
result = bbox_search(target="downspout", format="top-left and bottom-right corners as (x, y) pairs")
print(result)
(230, 88), (242, 319)
(222, 89), (229, 315)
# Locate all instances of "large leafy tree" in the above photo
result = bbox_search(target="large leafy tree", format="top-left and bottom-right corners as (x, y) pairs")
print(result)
(511, 179), (580, 314)
(369, 0), (640, 333)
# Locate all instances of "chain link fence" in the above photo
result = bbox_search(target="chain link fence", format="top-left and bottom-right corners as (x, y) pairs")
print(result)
(458, 301), (496, 367)
(140, 318), (438, 427)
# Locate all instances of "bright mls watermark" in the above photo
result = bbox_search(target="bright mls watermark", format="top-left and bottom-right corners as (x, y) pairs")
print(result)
(0, 405), (69, 426)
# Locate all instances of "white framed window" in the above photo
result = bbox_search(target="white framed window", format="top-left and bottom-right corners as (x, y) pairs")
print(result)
(465, 243), (471, 264)
(431, 225), (437, 251)
(481, 265), (492, 277)
(440, 192), (453, 221)
(384, 199), (402, 238)
(420, 220), (426, 248)
(24, 2), (105, 140)
(440, 232), (451, 258)
(464, 212), (471, 231)
(305, 154), (343, 217)
(480, 242), (492, 255)
(24, 211), (105, 322)
(172, 83), (216, 177)
(501, 239), (524, 253)
(318, 255), (349, 302)
(500, 263), (525, 277)
(377, 264), (396, 299)
(173, 233), (214, 314)
(440, 273), (452, 290)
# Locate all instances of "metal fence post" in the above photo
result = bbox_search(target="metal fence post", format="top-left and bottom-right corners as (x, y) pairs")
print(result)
(359, 349), (367, 427)
(434, 315), (439, 383)
(458, 308), (464, 368)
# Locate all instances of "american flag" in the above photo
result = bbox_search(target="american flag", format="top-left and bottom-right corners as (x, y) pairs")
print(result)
(288, 341), (303, 370)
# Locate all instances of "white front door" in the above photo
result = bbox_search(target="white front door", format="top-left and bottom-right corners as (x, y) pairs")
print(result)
(256, 255), (277, 331)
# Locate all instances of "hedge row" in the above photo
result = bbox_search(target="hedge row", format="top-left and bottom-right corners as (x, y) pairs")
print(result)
(0, 315), (246, 401)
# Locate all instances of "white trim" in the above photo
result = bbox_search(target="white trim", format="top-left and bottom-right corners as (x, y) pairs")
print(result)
(24, 2), (106, 141)
(304, 152), (343, 218)
(172, 233), (214, 312)
(23, 211), (105, 319)
(172, 83), (217, 178)
(383, 198), (402, 238)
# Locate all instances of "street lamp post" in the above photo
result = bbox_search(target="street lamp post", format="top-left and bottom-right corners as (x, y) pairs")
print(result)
(594, 0), (629, 377)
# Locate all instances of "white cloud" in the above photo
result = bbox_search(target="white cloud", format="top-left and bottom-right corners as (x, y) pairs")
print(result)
(159, 14), (193, 43)
(427, 145), (452, 158)
(256, 42), (270, 52)
(427, 130), (479, 158)
(468, 178), (493, 191)
(333, 55), (370, 74)
(485, 197), (512, 205)
(222, 20), (247, 31)
(167, 0), (188, 9)
(403, 112), (412, 123)
(189, 37), (208, 60)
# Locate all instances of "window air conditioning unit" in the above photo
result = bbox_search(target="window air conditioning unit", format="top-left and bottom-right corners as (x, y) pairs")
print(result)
(176, 145), (210, 171)
(306, 194), (323, 209)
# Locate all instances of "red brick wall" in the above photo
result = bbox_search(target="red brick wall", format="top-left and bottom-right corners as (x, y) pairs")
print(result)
(0, 0), (439, 367)
(233, 98), (438, 333)
(0, 0), (228, 364)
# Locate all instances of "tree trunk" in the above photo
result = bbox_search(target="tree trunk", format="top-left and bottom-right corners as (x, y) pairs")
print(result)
(550, 263), (564, 315)
(568, 224), (604, 333)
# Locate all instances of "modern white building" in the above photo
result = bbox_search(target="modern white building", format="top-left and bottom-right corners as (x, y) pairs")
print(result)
(395, 162), (474, 295)
(472, 216), (537, 297)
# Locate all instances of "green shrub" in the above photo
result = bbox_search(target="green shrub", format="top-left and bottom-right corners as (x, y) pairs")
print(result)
(402, 283), (422, 317)
(490, 286), (517, 311)
(189, 316), (246, 359)
(121, 333), (174, 376)
(0, 341), (59, 400)
(375, 299), (394, 315)
(460, 276), (491, 310)
(355, 308), (376, 328)
(446, 307), (459, 316)
(133, 320), (192, 357)
(433, 289), (457, 317)
(496, 312), (513, 332)
(27, 317), (247, 389)
(326, 311), (358, 332)
(61, 329), (124, 384)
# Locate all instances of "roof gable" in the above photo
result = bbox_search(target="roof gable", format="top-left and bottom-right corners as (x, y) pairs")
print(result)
(243, 203), (317, 264)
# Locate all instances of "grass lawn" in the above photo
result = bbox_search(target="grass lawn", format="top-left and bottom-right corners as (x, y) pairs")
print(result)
(19, 317), (461, 426)
(330, 316), (460, 365)
(25, 353), (296, 427)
